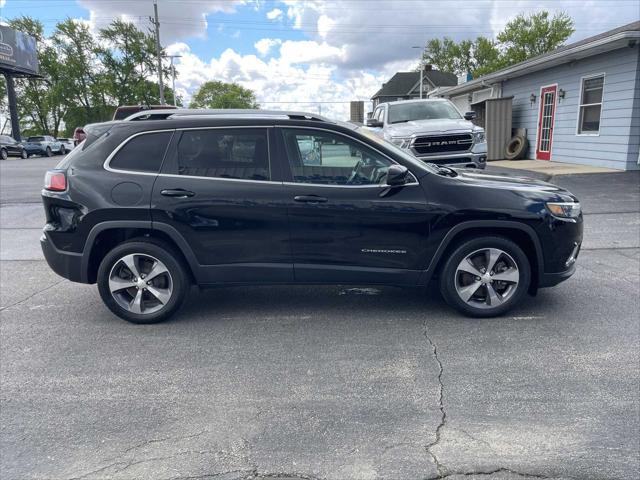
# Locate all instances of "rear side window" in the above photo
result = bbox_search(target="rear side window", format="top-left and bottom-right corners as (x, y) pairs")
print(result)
(109, 131), (172, 173)
(176, 129), (270, 181)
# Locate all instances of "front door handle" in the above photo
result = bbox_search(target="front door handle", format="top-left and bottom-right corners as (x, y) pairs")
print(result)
(161, 189), (195, 198)
(294, 195), (328, 204)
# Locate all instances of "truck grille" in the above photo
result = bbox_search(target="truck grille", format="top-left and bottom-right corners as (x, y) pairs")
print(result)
(412, 134), (473, 155)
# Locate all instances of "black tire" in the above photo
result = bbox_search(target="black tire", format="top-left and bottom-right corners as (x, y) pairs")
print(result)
(21, 149), (28, 159)
(505, 135), (528, 160)
(97, 239), (190, 324)
(0, 149), (7, 160)
(439, 236), (531, 318)
(45, 146), (52, 157)
(60, 145), (66, 155)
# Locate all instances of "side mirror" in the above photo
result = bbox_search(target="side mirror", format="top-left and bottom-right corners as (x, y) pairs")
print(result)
(365, 118), (383, 128)
(386, 165), (409, 187)
(464, 111), (476, 120)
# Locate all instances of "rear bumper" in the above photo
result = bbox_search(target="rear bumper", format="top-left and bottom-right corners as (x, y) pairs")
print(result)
(40, 231), (84, 283)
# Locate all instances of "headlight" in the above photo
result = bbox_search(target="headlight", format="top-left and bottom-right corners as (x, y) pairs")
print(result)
(390, 136), (411, 149)
(472, 131), (486, 143)
(546, 202), (581, 219)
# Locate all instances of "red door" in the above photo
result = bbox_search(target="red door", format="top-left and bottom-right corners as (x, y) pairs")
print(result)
(535, 85), (557, 160)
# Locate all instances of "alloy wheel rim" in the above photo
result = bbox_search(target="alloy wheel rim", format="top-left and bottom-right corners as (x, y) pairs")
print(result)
(454, 248), (519, 309)
(108, 253), (173, 315)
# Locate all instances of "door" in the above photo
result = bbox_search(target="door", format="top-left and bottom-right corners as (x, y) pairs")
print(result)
(536, 85), (557, 160)
(152, 126), (293, 284)
(278, 127), (431, 285)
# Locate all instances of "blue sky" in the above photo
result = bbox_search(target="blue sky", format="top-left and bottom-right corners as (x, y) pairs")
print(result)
(1, 0), (638, 119)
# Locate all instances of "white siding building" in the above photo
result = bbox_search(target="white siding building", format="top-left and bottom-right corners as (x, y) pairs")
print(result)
(433, 21), (640, 170)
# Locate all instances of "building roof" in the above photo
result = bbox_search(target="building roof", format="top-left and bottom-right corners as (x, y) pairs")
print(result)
(438, 20), (640, 96)
(372, 70), (457, 99)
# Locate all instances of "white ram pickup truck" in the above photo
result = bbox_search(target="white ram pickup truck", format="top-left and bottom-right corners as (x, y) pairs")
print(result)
(366, 98), (487, 169)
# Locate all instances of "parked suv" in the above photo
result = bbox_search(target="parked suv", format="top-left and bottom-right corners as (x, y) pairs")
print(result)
(41, 109), (582, 323)
(366, 99), (487, 169)
(24, 135), (65, 157)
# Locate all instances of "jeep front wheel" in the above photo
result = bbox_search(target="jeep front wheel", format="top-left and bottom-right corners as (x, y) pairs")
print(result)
(439, 236), (531, 318)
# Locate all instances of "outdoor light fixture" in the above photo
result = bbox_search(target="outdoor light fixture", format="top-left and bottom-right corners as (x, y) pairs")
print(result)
(558, 88), (566, 100)
(529, 93), (536, 105)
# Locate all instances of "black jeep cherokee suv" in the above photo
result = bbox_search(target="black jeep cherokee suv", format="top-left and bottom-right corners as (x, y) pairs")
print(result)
(41, 109), (582, 323)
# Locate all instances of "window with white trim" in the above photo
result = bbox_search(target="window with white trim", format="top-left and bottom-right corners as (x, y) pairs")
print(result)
(578, 75), (604, 134)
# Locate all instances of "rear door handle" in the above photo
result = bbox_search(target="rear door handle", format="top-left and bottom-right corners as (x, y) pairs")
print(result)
(160, 189), (195, 198)
(294, 195), (328, 204)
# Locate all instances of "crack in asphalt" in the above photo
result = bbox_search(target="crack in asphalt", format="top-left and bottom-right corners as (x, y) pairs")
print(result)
(420, 326), (576, 480)
(424, 466), (563, 479)
(0, 278), (66, 312)
(423, 320), (447, 476)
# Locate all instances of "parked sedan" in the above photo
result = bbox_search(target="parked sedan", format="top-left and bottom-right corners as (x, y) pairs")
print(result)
(57, 138), (74, 153)
(0, 135), (27, 159)
(24, 136), (65, 157)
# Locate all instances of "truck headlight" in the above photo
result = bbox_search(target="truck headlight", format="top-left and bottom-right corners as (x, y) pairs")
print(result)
(390, 137), (411, 149)
(546, 202), (581, 219)
(472, 131), (486, 143)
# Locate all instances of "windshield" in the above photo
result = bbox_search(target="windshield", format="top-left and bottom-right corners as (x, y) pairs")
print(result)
(388, 101), (461, 124)
(28, 136), (45, 142)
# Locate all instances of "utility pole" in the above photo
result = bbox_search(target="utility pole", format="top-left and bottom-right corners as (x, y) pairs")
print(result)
(163, 54), (182, 106)
(412, 46), (424, 99)
(151, 0), (165, 104)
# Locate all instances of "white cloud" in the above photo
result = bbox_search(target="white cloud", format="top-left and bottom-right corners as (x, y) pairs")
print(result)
(266, 8), (283, 20)
(166, 41), (382, 119)
(254, 38), (282, 56)
(77, 0), (245, 42)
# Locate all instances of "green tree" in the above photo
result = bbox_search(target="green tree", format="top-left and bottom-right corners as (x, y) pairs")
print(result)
(96, 20), (166, 106)
(497, 11), (575, 64)
(8, 16), (67, 136)
(420, 11), (575, 78)
(190, 81), (258, 109)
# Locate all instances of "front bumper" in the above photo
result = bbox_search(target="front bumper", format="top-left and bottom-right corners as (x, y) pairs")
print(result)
(40, 231), (84, 283)
(415, 151), (487, 169)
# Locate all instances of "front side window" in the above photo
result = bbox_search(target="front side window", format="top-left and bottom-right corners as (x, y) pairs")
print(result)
(388, 101), (461, 124)
(176, 129), (270, 181)
(578, 75), (604, 134)
(109, 131), (172, 172)
(283, 129), (394, 186)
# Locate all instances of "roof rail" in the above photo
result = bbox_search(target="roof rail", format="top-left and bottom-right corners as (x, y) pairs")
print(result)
(121, 108), (332, 123)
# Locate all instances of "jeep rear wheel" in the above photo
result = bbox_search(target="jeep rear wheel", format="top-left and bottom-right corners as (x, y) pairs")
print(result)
(97, 240), (189, 324)
(439, 236), (531, 317)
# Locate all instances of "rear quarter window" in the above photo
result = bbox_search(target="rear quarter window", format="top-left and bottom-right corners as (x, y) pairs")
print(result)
(109, 131), (173, 173)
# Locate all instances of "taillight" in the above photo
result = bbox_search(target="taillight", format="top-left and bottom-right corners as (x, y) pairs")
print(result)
(44, 171), (67, 191)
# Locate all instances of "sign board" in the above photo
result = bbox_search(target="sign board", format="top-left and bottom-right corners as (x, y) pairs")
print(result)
(0, 25), (39, 75)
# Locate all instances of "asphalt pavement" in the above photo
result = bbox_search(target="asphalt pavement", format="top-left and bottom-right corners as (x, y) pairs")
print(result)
(1, 156), (638, 480)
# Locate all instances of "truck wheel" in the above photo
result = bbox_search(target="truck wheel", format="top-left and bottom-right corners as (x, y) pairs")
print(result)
(439, 236), (531, 318)
(505, 135), (528, 160)
(45, 147), (52, 157)
(21, 149), (28, 159)
(1, 149), (7, 160)
(97, 240), (190, 324)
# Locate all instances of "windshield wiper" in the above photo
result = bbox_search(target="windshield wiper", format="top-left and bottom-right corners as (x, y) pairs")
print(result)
(426, 163), (458, 177)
